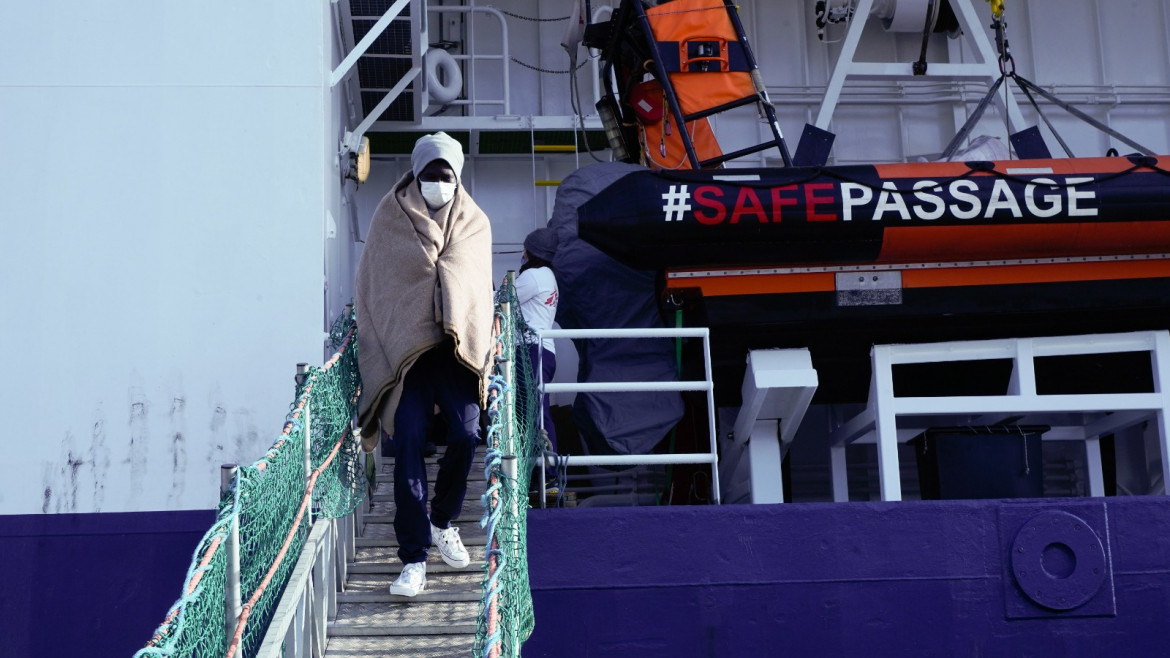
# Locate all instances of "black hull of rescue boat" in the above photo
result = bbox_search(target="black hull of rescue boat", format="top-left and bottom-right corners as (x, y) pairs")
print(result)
(579, 155), (1170, 270)
(574, 155), (1170, 405)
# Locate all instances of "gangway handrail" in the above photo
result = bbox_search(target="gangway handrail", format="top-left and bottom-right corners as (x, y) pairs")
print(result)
(533, 326), (722, 505)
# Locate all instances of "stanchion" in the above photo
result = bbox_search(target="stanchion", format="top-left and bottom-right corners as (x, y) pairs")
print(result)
(220, 464), (242, 658)
(296, 363), (313, 527)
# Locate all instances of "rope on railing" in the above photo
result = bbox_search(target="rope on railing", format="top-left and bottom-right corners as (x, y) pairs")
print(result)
(135, 308), (364, 658)
(475, 275), (542, 658)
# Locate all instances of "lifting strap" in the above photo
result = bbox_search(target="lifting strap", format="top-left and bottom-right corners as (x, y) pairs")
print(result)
(943, 10), (1154, 159)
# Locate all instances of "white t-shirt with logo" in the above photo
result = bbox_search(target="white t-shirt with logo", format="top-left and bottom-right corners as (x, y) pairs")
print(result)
(515, 266), (558, 353)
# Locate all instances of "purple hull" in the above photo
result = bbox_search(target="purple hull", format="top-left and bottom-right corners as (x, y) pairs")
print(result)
(526, 498), (1170, 656)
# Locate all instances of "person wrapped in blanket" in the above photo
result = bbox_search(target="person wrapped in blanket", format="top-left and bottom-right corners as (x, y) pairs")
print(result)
(355, 132), (493, 597)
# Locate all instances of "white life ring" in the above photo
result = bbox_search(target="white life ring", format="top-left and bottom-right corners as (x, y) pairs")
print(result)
(426, 48), (462, 104)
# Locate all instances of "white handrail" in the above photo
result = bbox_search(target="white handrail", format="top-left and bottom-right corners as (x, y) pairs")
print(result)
(534, 326), (722, 505)
(542, 327), (710, 339)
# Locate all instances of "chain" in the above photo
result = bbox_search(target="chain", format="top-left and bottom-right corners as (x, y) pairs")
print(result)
(497, 9), (568, 22)
(510, 56), (589, 75)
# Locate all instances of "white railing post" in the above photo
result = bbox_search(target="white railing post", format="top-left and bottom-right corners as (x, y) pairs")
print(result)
(296, 363), (313, 527)
(501, 454), (519, 656)
(312, 525), (330, 657)
(701, 333), (721, 504)
(221, 464), (243, 658)
(500, 283), (515, 458)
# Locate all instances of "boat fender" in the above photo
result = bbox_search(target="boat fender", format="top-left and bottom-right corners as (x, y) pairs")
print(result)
(426, 48), (462, 104)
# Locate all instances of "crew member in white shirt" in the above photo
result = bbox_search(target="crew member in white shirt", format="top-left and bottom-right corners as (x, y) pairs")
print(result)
(516, 228), (560, 483)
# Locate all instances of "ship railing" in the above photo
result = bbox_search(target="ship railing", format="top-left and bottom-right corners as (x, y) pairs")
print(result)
(250, 281), (533, 658)
(249, 452), (375, 658)
(135, 310), (366, 658)
(333, 0), (512, 158)
(532, 327), (722, 505)
(828, 330), (1170, 502)
(422, 5), (511, 117)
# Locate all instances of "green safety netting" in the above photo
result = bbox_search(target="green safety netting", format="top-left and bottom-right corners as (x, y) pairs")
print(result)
(475, 275), (545, 658)
(138, 287), (544, 658)
(135, 310), (364, 658)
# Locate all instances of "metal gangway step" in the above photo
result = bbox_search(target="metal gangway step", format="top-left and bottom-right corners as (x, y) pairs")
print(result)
(323, 452), (488, 657)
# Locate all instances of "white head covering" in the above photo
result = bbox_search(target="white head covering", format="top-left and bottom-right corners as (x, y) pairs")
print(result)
(411, 132), (465, 180)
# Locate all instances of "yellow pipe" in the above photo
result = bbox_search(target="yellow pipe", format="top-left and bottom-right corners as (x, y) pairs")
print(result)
(534, 180), (562, 187)
(533, 145), (578, 153)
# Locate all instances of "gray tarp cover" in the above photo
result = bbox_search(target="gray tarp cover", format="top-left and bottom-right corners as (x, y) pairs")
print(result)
(547, 162), (684, 456)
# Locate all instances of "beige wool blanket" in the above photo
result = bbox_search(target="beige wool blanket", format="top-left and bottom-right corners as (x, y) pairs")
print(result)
(355, 172), (494, 448)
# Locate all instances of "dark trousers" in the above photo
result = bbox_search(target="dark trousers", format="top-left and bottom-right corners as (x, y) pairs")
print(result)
(392, 344), (480, 563)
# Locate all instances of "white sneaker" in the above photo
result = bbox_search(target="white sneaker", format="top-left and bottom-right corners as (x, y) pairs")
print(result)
(431, 522), (470, 568)
(389, 561), (427, 597)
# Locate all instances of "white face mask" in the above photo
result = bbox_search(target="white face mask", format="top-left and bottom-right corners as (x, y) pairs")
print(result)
(420, 181), (456, 209)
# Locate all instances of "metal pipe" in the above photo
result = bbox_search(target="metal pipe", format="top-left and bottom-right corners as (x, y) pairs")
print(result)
(221, 464), (242, 658)
(561, 454), (716, 467)
(541, 327), (710, 339)
(469, 1), (478, 113)
(346, 66), (420, 152)
(543, 381), (710, 394)
(537, 324), (720, 503)
(589, 5), (614, 106)
(701, 321), (721, 505)
(499, 282), (514, 458)
(329, 0), (359, 123)
(499, 453), (520, 652)
(298, 363), (313, 527)
(304, 402), (313, 527)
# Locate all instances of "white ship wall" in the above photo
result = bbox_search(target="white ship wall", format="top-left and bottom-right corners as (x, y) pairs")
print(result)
(0, 2), (337, 515)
